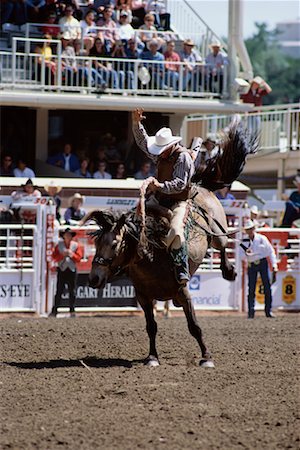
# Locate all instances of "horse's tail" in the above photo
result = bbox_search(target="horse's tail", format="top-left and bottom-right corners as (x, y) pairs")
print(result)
(193, 117), (259, 191)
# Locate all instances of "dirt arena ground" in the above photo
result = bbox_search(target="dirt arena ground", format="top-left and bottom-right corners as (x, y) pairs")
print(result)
(0, 313), (299, 450)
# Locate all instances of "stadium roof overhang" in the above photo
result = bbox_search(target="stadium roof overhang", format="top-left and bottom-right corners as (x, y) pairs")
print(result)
(0, 90), (254, 115)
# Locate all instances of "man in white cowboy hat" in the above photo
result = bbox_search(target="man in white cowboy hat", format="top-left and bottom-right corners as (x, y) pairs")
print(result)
(281, 175), (300, 227)
(50, 227), (83, 317)
(64, 193), (86, 226)
(241, 76), (272, 107)
(180, 38), (202, 91)
(132, 108), (194, 285)
(44, 180), (62, 223)
(240, 219), (278, 318)
(205, 38), (228, 94)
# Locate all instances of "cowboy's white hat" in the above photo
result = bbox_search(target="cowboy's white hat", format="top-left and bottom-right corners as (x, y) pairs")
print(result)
(147, 127), (182, 156)
(69, 192), (85, 206)
(210, 39), (222, 48)
(293, 175), (300, 186)
(250, 205), (259, 215)
(251, 76), (263, 85)
(44, 180), (62, 193)
(244, 219), (256, 230)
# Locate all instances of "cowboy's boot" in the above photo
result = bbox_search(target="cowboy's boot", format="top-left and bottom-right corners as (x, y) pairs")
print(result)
(170, 245), (190, 286)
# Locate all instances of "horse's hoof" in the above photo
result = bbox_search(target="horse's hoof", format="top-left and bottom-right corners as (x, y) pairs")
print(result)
(199, 359), (215, 368)
(145, 356), (160, 367)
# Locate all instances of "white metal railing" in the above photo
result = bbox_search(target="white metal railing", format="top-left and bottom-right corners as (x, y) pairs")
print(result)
(0, 37), (229, 97)
(0, 224), (37, 270)
(183, 104), (300, 153)
(166, 0), (227, 56)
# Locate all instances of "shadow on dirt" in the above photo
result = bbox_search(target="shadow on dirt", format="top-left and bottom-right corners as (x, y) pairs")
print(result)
(5, 357), (136, 369)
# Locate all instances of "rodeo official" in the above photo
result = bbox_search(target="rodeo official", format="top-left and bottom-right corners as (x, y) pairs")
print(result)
(240, 219), (278, 319)
(50, 228), (83, 317)
(132, 108), (194, 285)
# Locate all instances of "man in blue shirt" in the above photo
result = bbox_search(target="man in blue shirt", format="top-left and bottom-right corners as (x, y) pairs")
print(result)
(47, 143), (80, 173)
(141, 38), (167, 89)
(281, 175), (300, 227)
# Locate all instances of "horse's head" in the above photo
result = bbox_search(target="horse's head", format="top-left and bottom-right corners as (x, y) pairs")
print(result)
(81, 210), (125, 289)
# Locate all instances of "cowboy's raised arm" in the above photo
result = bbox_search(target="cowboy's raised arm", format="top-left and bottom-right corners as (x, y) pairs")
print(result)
(132, 109), (157, 162)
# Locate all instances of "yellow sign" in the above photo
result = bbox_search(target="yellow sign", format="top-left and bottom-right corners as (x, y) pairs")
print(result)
(282, 275), (296, 304)
(255, 276), (265, 304)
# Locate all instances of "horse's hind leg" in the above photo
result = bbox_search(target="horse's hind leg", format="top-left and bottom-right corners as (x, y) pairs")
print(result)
(139, 297), (159, 367)
(176, 288), (214, 368)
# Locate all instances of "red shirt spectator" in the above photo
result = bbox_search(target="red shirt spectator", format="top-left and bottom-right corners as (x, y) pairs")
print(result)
(241, 76), (272, 107)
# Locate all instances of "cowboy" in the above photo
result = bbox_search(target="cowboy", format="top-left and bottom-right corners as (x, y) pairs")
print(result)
(64, 192), (86, 225)
(240, 219), (278, 319)
(11, 178), (42, 201)
(132, 108), (194, 285)
(50, 228), (83, 317)
(44, 180), (62, 222)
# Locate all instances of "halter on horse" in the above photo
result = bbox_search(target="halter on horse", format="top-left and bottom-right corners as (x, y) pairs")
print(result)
(81, 120), (258, 367)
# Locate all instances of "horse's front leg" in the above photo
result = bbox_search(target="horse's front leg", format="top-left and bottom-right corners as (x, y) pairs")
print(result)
(139, 297), (160, 367)
(176, 288), (215, 368)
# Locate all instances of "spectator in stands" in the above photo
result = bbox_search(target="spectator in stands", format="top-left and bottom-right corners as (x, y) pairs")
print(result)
(141, 38), (166, 89)
(250, 205), (260, 226)
(164, 40), (180, 89)
(79, 9), (98, 52)
(50, 227), (83, 317)
(205, 39), (228, 94)
(134, 160), (154, 179)
(92, 0), (116, 19)
(240, 219), (277, 318)
(42, 11), (60, 37)
(96, 5), (119, 53)
(73, 38), (107, 89)
(64, 192), (86, 225)
(139, 13), (157, 49)
(93, 161), (112, 179)
(90, 37), (119, 88)
(34, 34), (57, 85)
(144, 0), (170, 31)
(0, 154), (14, 177)
(281, 175), (300, 227)
(58, 4), (81, 41)
(47, 142), (80, 172)
(114, 162), (127, 179)
(125, 36), (142, 59)
(180, 39), (202, 91)
(115, 0), (133, 22)
(116, 10), (136, 46)
(74, 157), (92, 177)
(240, 76), (272, 133)
(131, 0), (145, 28)
(1, 0), (27, 27)
(13, 159), (36, 178)
(25, 0), (46, 22)
(111, 41), (129, 89)
(11, 178), (42, 200)
(44, 180), (62, 222)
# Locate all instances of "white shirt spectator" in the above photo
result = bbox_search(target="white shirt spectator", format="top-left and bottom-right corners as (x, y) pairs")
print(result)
(145, 0), (166, 14)
(59, 16), (81, 40)
(93, 170), (112, 179)
(240, 232), (278, 270)
(13, 167), (36, 178)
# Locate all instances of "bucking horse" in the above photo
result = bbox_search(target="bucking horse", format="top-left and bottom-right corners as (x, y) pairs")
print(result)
(81, 120), (258, 368)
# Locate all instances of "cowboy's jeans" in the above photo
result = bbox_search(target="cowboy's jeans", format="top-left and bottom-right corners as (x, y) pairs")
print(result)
(248, 257), (272, 316)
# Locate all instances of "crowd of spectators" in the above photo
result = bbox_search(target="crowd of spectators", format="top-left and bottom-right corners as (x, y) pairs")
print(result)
(1, 0), (228, 94)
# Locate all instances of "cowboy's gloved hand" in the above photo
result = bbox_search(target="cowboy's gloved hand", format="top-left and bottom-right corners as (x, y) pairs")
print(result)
(148, 178), (163, 192)
(132, 108), (146, 124)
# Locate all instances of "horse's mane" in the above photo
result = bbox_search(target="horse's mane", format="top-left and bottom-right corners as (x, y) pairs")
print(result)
(192, 119), (259, 191)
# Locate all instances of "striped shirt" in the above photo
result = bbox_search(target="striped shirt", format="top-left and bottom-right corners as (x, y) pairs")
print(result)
(133, 122), (194, 195)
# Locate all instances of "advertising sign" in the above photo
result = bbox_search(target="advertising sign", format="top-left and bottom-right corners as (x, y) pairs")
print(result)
(189, 272), (237, 309)
(58, 273), (137, 308)
(0, 272), (35, 310)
